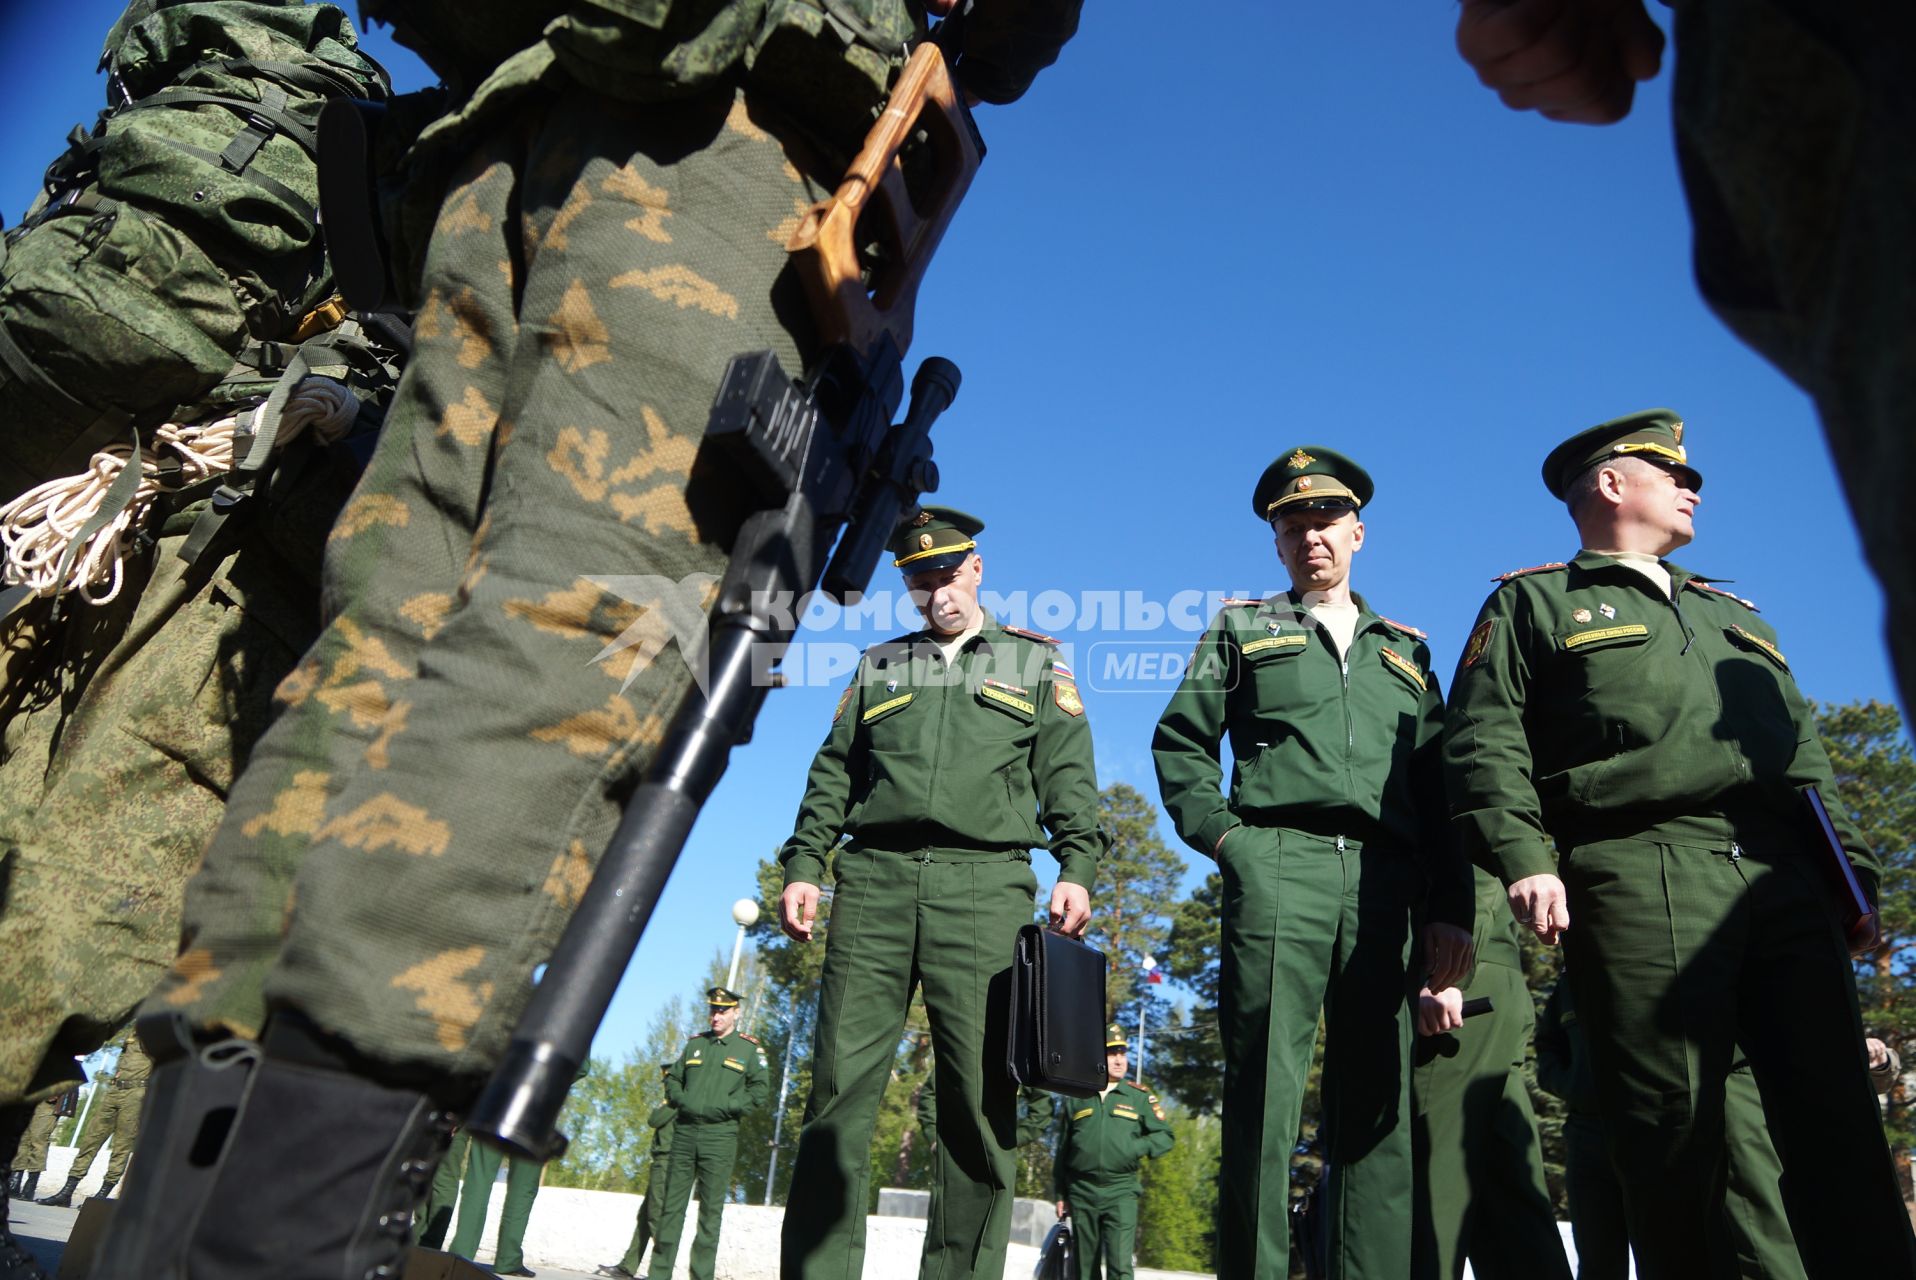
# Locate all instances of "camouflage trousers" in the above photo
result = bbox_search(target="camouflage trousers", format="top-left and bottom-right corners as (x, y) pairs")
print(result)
(69, 1079), (145, 1186)
(148, 79), (830, 1078)
(1668, 0), (1916, 703)
(0, 532), (317, 1105)
(10, 1097), (59, 1174)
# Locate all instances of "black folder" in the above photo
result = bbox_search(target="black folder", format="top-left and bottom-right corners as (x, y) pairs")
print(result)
(1005, 924), (1107, 1097)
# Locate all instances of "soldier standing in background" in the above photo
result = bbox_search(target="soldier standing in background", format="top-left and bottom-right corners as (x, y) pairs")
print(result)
(1409, 869), (1570, 1280)
(647, 987), (768, 1280)
(776, 508), (1104, 1279)
(1445, 409), (1914, 1278)
(34, 1039), (148, 1209)
(99, 4), (1082, 1276)
(1153, 447), (1475, 1277)
(1052, 1026), (1174, 1280)
(598, 1065), (677, 1280)
(6, 1096), (63, 1204)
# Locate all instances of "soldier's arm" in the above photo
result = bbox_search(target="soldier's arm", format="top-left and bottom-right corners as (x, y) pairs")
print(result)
(1151, 621), (1237, 859)
(778, 665), (869, 889)
(1414, 648), (1475, 932)
(647, 1102), (676, 1129)
(1030, 654), (1102, 891)
(1444, 589), (1556, 886)
(1767, 623), (1885, 903)
(915, 1081), (936, 1136)
(745, 1039), (772, 1113)
(1016, 1087), (1053, 1147)
(1136, 1089), (1174, 1160)
(956, 0), (1083, 105)
(1533, 984), (1574, 1101)
(663, 1045), (690, 1110)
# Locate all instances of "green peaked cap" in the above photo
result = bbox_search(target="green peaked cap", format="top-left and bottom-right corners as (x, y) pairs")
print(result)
(1542, 407), (1702, 499)
(706, 985), (742, 1008)
(889, 506), (984, 575)
(1252, 446), (1374, 522)
(1105, 1023), (1129, 1050)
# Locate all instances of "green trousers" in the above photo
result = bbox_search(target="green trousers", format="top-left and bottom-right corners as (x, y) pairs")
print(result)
(1216, 826), (1415, 1279)
(1668, 0), (1916, 711)
(415, 1129), (544, 1269)
(70, 1081), (143, 1185)
(1564, 1063), (1807, 1280)
(10, 1098), (58, 1174)
(1063, 1178), (1139, 1280)
(781, 848), (1038, 1280)
(147, 80), (832, 1075)
(618, 1158), (665, 1273)
(1561, 837), (1912, 1278)
(649, 1119), (738, 1280)
(1410, 959), (1570, 1280)
(414, 1129), (469, 1249)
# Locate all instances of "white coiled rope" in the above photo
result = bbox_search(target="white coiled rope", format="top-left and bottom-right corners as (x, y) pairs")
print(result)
(0, 376), (358, 605)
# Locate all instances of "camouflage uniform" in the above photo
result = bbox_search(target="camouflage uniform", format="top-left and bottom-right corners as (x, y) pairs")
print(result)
(148, 0), (1084, 1083)
(64, 1042), (151, 1189)
(1664, 0), (1916, 707)
(10, 1098), (60, 1176)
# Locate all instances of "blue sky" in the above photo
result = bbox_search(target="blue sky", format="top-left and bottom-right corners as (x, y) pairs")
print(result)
(2, 3), (1897, 1065)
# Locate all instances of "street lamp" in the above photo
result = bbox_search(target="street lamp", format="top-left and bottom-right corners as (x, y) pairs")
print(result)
(727, 897), (760, 990)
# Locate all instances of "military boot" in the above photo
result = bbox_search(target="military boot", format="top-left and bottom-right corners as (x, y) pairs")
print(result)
(32, 1180), (75, 1210)
(96, 1012), (457, 1280)
(3, 1176), (15, 1199)
(14, 1179), (31, 1205)
(85, 1015), (260, 1280)
(94, 1180), (115, 1201)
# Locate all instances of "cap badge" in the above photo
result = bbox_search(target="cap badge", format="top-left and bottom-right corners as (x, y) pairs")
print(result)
(1297, 477), (1313, 491)
(1599, 603), (1616, 620)
(918, 533), (934, 551)
(1572, 607), (1592, 624)
(1671, 420), (1684, 444)
(1287, 449), (1315, 471)
(913, 510), (933, 527)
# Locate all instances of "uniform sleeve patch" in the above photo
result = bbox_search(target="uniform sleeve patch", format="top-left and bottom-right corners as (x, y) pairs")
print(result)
(1148, 1093), (1166, 1121)
(1462, 618), (1495, 668)
(1495, 562), (1568, 583)
(1053, 680), (1084, 717)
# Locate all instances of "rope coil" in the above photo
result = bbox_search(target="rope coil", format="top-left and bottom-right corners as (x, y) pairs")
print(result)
(0, 375), (358, 604)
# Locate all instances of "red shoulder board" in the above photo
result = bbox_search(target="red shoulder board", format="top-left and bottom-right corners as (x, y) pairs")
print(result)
(1495, 562), (1568, 583)
(1219, 597), (1264, 608)
(1379, 616), (1427, 640)
(1003, 625), (1058, 645)
(740, 1033), (759, 1044)
(1685, 580), (1760, 611)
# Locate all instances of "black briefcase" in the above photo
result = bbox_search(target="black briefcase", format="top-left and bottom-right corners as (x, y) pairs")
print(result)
(1005, 924), (1107, 1097)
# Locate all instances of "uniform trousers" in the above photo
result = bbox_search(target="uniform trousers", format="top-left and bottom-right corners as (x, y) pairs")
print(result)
(618, 1156), (667, 1273)
(69, 1081), (143, 1184)
(650, 1118), (737, 1280)
(1215, 825), (1415, 1280)
(781, 847), (1037, 1280)
(1561, 836), (1913, 1279)
(1063, 1175), (1139, 1280)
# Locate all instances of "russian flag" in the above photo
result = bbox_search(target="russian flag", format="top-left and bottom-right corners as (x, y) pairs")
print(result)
(1142, 954), (1164, 985)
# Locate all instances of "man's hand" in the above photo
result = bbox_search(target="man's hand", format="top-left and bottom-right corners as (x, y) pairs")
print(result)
(1055, 1200), (1069, 1220)
(1455, 0), (1665, 125)
(1850, 911), (1884, 955)
(1422, 923), (1475, 992)
(781, 882), (821, 942)
(1508, 873), (1570, 945)
(1868, 1037), (1892, 1071)
(1049, 883), (1091, 939)
(1417, 986), (1466, 1038)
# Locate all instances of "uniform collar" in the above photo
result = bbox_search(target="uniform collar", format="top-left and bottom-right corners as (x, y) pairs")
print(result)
(913, 613), (1003, 652)
(1277, 589), (1382, 633)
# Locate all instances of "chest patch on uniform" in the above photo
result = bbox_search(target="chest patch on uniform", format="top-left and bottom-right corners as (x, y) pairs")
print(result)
(980, 679), (1036, 716)
(1112, 1105), (1139, 1120)
(833, 685), (855, 723)
(1242, 633), (1307, 657)
(1053, 680), (1084, 716)
(1726, 624), (1789, 672)
(722, 1057), (745, 1072)
(1071, 1107), (1095, 1120)
(1379, 646), (1426, 691)
(1561, 623), (1649, 650)
(862, 692), (913, 723)
(1462, 618), (1495, 668)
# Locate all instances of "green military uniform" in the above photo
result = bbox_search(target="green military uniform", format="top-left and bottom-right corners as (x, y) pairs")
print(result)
(1535, 981), (1806, 1280)
(44, 1041), (150, 1206)
(415, 1127), (545, 1274)
(916, 1079), (1052, 1150)
(650, 988), (769, 1280)
(1445, 411), (1913, 1278)
(1054, 1028), (1174, 1280)
(603, 1070), (677, 1279)
(1410, 869), (1569, 1280)
(779, 509), (1104, 1280)
(1153, 449), (1471, 1278)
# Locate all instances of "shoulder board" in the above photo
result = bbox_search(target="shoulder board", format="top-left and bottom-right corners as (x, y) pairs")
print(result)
(1002, 625), (1058, 645)
(1495, 562), (1568, 583)
(739, 1033), (758, 1044)
(1684, 580), (1760, 611)
(1378, 615), (1427, 641)
(1219, 597), (1265, 608)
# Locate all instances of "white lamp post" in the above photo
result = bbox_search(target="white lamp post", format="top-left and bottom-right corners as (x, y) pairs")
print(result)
(728, 897), (760, 990)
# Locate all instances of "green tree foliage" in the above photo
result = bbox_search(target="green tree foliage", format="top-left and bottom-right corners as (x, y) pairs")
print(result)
(1092, 784), (1188, 1026)
(1136, 1107), (1220, 1269)
(548, 994), (696, 1191)
(1157, 870), (1225, 1114)
(1817, 700), (1916, 1168)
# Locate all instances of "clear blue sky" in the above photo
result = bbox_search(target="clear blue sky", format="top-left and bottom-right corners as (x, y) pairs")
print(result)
(2, 4), (1897, 1065)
